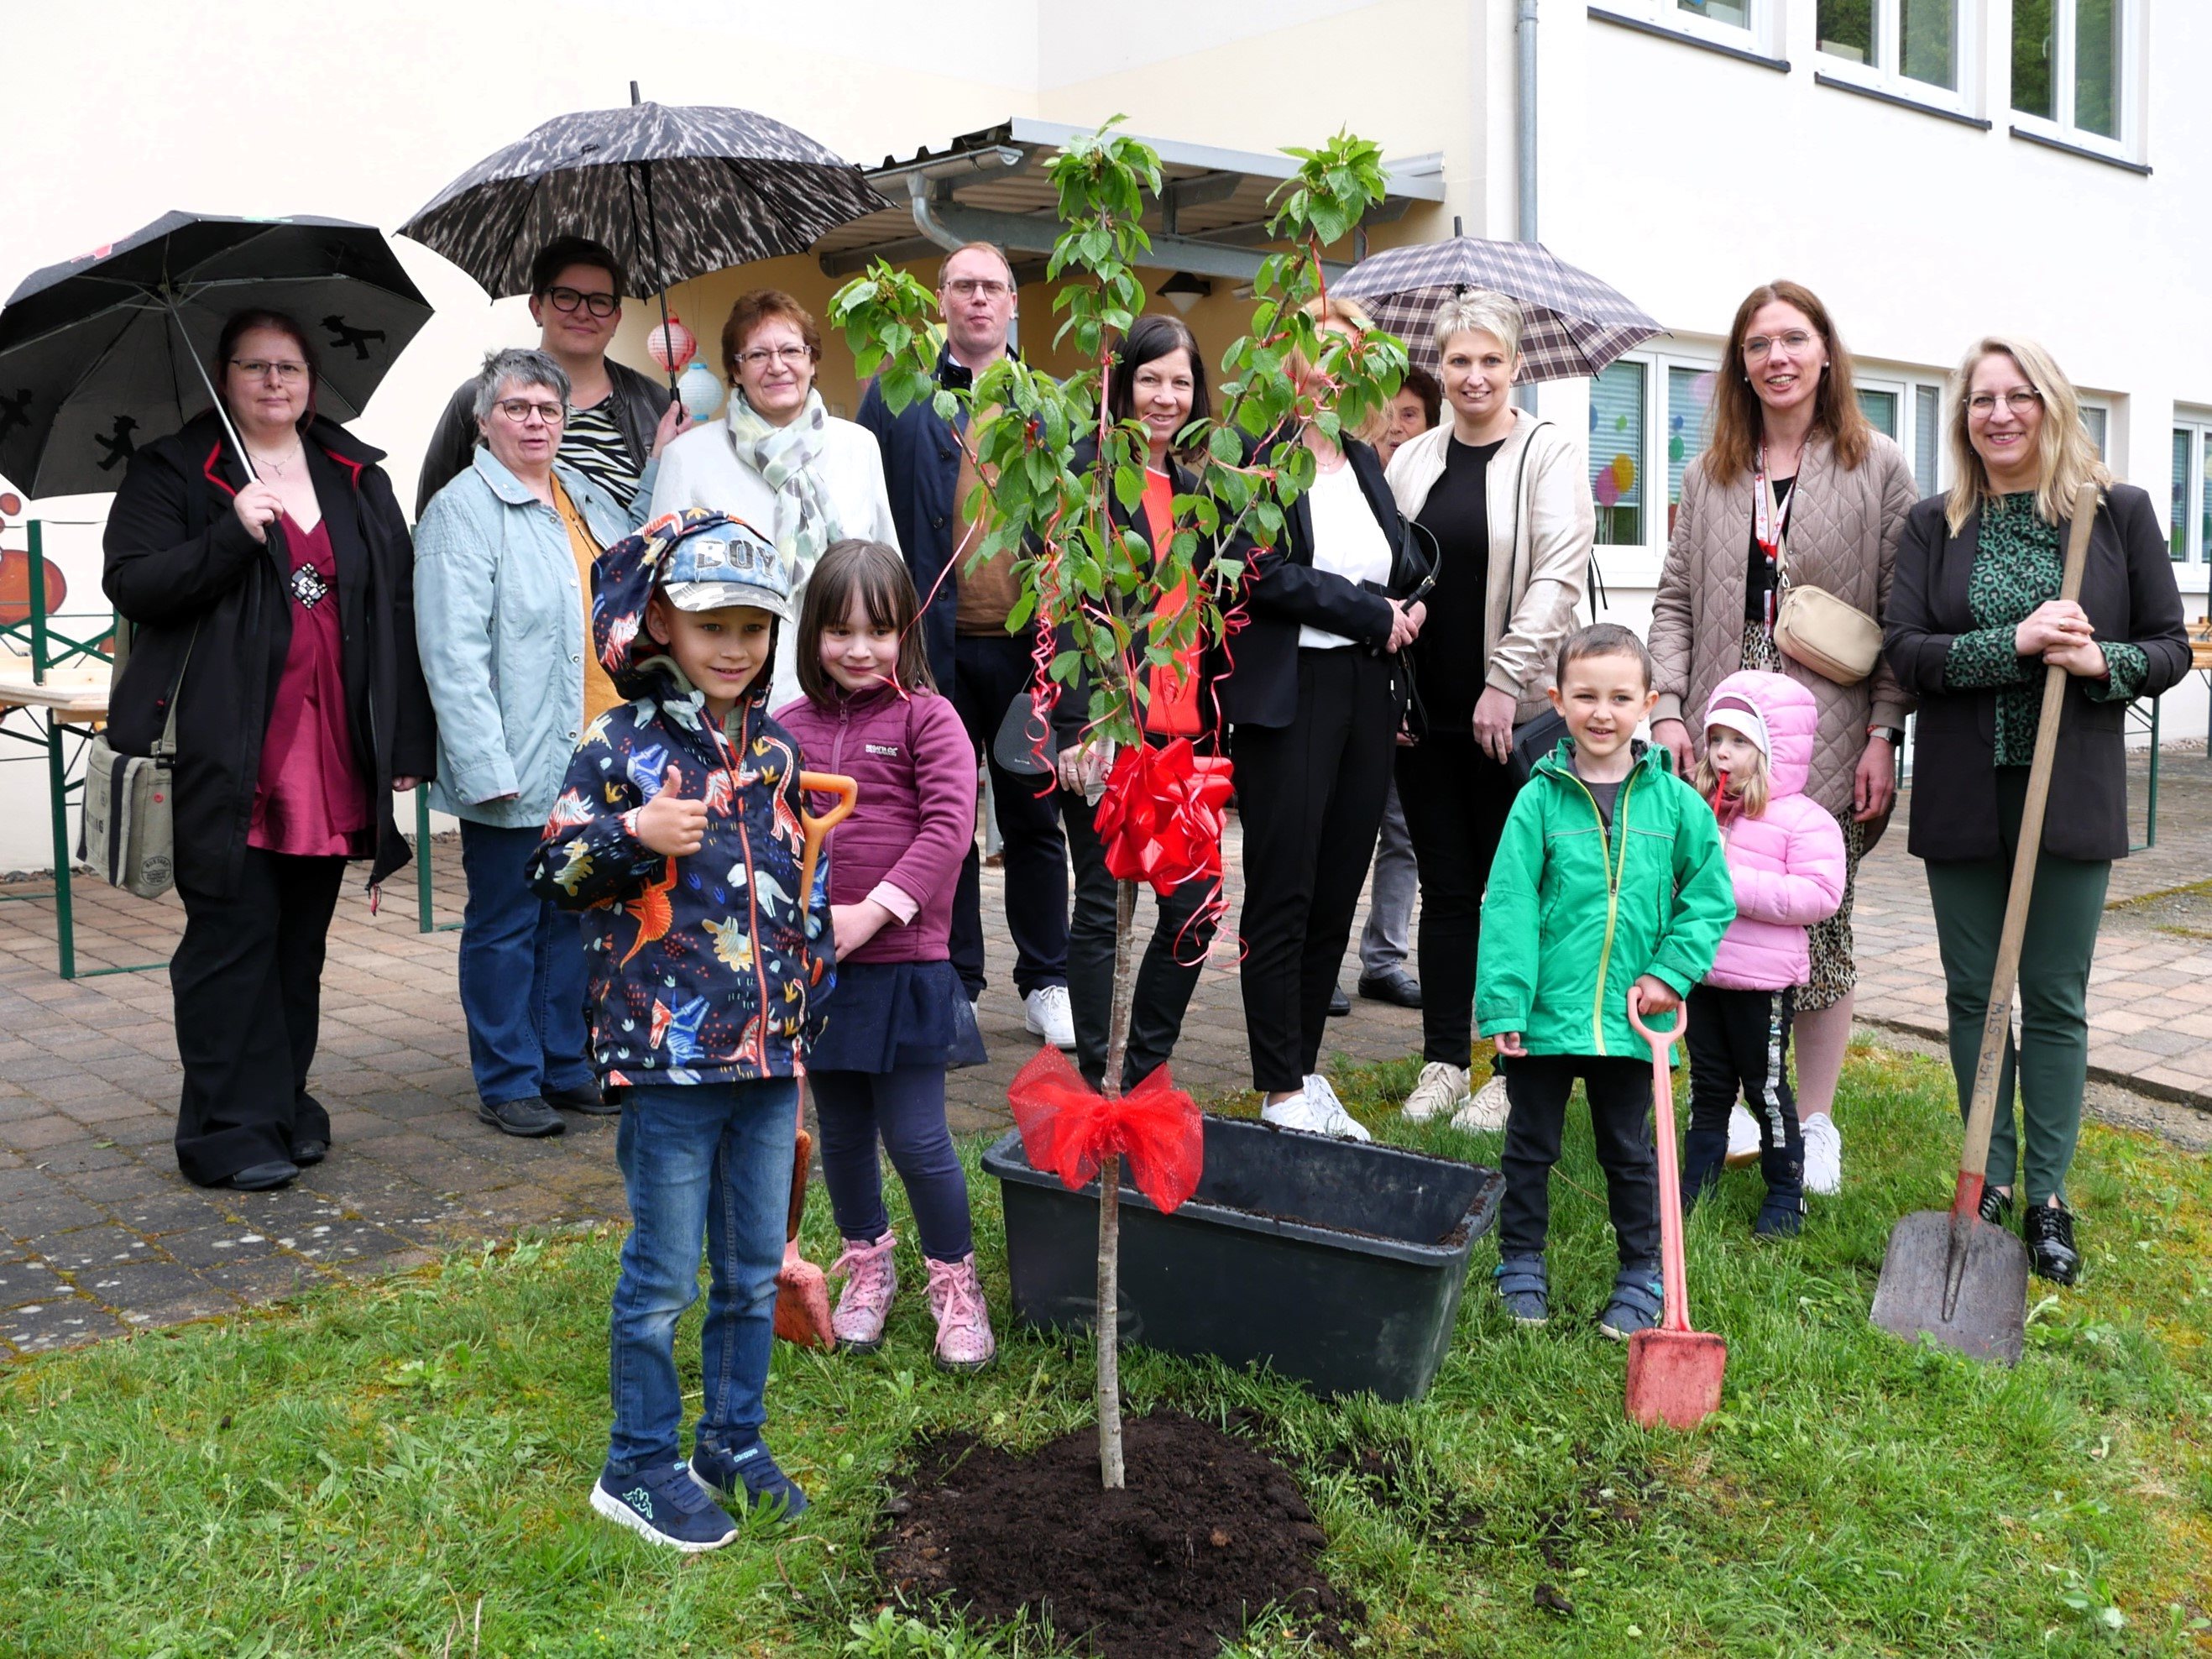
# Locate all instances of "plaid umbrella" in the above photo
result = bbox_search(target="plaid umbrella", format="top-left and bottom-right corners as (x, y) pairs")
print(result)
(399, 98), (889, 301)
(1335, 237), (1663, 382)
(0, 212), (431, 497)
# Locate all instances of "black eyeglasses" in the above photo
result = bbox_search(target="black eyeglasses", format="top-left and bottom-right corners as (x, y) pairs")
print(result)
(541, 285), (619, 318)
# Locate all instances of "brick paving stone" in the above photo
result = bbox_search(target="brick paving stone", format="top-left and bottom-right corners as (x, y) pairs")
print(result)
(0, 1259), (67, 1307)
(3, 1297), (130, 1352)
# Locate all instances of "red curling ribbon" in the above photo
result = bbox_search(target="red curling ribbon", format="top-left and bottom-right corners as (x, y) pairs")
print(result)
(1007, 1046), (1204, 1213)
(1092, 738), (1234, 898)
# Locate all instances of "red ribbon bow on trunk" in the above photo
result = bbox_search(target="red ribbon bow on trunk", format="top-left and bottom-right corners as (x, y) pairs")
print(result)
(1093, 738), (1233, 898)
(1007, 1046), (1205, 1213)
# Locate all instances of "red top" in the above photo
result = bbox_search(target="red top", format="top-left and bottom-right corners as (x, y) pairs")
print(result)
(249, 515), (371, 857)
(1140, 469), (1202, 736)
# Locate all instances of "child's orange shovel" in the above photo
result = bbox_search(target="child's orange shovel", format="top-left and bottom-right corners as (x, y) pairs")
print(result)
(1624, 989), (1727, 1431)
(775, 772), (857, 1351)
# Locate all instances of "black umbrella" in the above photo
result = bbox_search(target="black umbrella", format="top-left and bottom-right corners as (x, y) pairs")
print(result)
(398, 86), (889, 385)
(0, 212), (431, 498)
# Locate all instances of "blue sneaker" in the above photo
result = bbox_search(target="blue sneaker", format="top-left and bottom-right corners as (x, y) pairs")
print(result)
(1598, 1268), (1665, 1341)
(1493, 1255), (1550, 1326)
(590, 1463), (738, 1551)
(690, 1437), (810, 1523)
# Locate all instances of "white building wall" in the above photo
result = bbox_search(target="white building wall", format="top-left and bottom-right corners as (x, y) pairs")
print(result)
(1, 0), (2203, 869)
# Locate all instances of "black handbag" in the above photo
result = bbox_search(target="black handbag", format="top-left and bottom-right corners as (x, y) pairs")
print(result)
(1507, 708), (1567, 785)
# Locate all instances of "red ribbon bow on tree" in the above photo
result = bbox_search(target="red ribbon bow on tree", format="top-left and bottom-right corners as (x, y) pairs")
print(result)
(1093, 738), (1234, 898)
(1007, 1046), (1205, 1213)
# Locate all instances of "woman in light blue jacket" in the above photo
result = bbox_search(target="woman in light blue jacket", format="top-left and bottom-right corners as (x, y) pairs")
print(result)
(416, 348), (651, 1138)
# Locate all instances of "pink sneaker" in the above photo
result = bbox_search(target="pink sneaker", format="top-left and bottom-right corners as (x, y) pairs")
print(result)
(925, 1253), (996, 1372)
(829, 1229), (897, 1352)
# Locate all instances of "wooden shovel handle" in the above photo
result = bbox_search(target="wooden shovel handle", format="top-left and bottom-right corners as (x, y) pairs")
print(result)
(1954, 480), (2101, 1211)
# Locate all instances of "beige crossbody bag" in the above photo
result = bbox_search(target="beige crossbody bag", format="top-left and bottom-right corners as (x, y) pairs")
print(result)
(1772, 523), (1884, 686)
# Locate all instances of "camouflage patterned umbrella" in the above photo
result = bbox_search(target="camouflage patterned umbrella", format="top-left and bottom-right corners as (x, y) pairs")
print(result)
(398, 95), (890, 301)
(1336, 234), (1663, 383)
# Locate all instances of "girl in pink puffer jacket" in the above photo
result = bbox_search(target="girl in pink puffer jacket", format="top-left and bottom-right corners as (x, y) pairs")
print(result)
(1681, 671), (1846, 1238)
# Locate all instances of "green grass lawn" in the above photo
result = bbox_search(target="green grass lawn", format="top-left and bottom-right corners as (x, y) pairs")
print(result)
(3, 1041), (2209, 1657)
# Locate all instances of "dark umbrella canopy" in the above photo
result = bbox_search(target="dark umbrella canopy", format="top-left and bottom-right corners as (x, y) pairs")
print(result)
(0, 212), (431, 497)
(1336, 236), (1663, 383)
(399, 101), (890, 298)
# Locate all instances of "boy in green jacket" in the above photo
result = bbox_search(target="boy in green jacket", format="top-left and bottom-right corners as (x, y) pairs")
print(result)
(1477, 624), (1734, 1337)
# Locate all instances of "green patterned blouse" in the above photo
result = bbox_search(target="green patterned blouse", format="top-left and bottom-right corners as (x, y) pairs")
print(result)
(1941, 492), (2147, 765)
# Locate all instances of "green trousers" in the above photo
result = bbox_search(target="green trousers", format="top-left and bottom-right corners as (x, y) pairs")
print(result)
(1922, 768), (2110, 1206)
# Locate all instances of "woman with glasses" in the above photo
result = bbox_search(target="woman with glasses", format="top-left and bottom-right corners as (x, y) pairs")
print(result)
(650, 288), (897, 695)
(1885, 336), (2186, 1285)
(1647, 280), (1917, 1205)
(416, 236), (682, 515)
(102, 308), (436, 1191)
(415, 348), (655, 1140)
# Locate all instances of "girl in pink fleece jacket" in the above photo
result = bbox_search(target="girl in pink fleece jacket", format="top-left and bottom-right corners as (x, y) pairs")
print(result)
(1682, 671), (1846, 1238)
(776, 541), (993, 1371)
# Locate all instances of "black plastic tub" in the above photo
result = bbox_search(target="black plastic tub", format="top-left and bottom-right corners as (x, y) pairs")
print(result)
(983, 1114), (1503, 1402)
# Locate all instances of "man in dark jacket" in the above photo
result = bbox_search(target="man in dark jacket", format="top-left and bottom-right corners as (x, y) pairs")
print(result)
(855, 240), (1073, 1047)
(416, 235), (683, 515)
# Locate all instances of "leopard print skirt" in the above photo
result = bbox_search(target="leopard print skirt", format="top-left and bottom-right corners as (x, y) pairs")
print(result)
(1740, 622), (1859, 1012)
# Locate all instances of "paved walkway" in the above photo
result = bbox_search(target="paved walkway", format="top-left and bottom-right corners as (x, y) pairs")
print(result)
(2, 750), (2207, 1357)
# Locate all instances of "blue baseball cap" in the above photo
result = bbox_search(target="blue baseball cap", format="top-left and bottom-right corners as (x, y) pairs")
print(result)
(656, 515), (797, 621)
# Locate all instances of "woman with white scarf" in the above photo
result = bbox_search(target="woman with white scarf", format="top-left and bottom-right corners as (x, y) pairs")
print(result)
(649, 289), (898, 697)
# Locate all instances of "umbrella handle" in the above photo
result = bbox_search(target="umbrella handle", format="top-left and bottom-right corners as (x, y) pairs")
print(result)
(162, 299), (258, 481)
(1629, 986), (1694, 1336)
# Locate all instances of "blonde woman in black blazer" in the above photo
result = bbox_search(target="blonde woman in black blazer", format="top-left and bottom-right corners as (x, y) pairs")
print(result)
(1884, 334), (2186, 1285)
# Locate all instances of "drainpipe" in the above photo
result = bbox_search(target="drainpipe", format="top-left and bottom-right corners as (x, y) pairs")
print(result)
(1514, 0), (1540, 411)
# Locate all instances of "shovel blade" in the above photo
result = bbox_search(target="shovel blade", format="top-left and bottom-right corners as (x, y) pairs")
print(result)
(1870, 1209), (2028, 1365)
(1624, 1327), (1728, 1431)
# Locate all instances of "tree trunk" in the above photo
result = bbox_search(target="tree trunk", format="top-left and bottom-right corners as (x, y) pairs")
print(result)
(1096, 877), (1139, 1490)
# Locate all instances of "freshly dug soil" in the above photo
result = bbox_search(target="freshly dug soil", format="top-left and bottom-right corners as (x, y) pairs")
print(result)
(876, 1409), (1362, 1656)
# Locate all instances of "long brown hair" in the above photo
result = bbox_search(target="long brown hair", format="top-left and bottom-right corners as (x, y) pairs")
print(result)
(1705, 280), (1873, 486)
(793, 539), (938, 703)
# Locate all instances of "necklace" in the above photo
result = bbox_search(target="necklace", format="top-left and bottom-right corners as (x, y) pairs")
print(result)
(247, 442), (304, 479)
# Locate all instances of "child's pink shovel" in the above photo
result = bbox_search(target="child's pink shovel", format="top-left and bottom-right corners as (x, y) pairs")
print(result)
(1624, 989), (1727, 1431)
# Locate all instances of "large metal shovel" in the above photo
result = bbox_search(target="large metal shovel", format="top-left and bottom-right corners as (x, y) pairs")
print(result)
(1625, 991), (1728, 1431)
(1869, 481), (2101, 1365)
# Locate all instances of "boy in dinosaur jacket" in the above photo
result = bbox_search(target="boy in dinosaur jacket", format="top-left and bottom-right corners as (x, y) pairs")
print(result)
(527, 509), (832, 1550)
(1477, 623), (1734, 1339)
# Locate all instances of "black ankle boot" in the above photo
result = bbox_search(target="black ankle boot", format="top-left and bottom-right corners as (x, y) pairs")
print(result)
(1680, 1127), (1728, 1212)
(2025, 1202), (2080, 1285)
(1754, 1138), (1805, 1239)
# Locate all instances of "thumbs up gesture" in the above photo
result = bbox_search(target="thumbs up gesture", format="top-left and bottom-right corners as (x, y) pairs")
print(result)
(636, 765), (709, 856)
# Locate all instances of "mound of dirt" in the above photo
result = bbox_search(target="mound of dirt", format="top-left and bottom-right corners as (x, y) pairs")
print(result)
(875, 1409), (1362, 1656)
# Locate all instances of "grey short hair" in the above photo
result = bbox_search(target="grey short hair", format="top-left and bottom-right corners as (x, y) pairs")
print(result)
(472, 348), (571, 424)
(1430, 288), (1524, 360)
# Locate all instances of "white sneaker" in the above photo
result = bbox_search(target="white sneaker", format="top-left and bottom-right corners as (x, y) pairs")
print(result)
(1801, 1112), (1842, 1196)
(1400, 1061), (1470, 1123)
(1725, 1105), (1762, 1168)
(1022, 985), (1077, 1050)
(1260, 1075), (1372, 1142)
(1449, 1075), (1511, 1133)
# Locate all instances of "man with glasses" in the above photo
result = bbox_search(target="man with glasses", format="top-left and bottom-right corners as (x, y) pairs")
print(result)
(416, 236), (685, 515)
(859, 241), (1075, 1049)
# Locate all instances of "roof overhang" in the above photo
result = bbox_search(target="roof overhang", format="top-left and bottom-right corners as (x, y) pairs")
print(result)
(816, 117), (1446, 285)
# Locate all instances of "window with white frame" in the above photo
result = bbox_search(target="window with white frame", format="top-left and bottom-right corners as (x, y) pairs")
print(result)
(1855, 373), (1951, 495)
(2012, 0), (2135, 150)
(2079, 400), (2110, 461)
(1818, 0), (1976, 104)
(2170, 418), (2212, 565)
(1598, 0), (1784, 58)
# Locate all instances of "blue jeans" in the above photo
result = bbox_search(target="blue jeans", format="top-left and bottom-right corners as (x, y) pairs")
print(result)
(605, 1078), (797, 1482)
(458, 819), (593, 1106)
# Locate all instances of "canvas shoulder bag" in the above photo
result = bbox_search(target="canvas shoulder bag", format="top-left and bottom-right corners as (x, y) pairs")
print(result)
(81, 620), (195, 899)
(1771, 521), (1884, 686)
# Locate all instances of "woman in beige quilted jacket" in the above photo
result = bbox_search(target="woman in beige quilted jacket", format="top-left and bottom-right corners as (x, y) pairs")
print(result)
(1647, 280), (1917, 1199)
